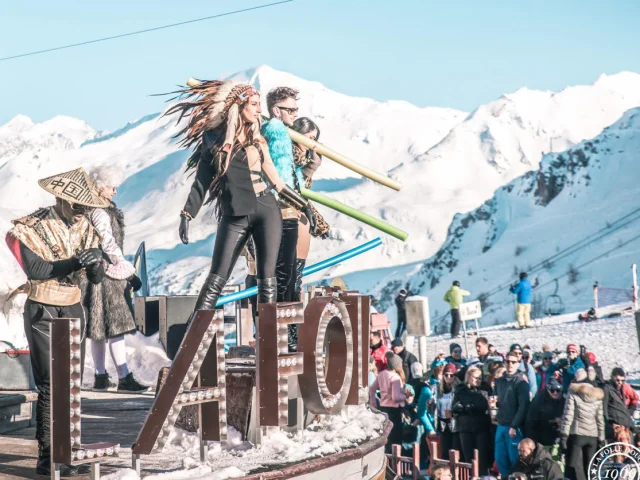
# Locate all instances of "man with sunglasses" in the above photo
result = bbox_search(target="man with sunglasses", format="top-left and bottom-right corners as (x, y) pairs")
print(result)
(603, 367), (635, 461)
(510, 343), (538, 398)
(5, 167), (107, 477)
(525, 378), (565, 469)
(494, 351), (530, 478)
(261, 86), (316, 351)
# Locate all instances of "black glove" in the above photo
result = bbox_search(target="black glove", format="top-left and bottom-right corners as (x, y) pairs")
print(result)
(598, 439), (607, 450)
(279, 185), (307, 210)
(179, 213), (190, 245)
(320, 232), (330, 240)
(78, 248), (103, 269)
(560, 436), (568, 452)
(302, 205), (317, 234)
(128, 274), (142, 292)
(557, 358), (569, 369)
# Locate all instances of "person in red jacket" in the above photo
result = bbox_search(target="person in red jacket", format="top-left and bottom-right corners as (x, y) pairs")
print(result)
(370, 330), (388, 372)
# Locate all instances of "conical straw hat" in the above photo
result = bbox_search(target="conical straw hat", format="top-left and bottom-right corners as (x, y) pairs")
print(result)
(38, 167), (110, 208)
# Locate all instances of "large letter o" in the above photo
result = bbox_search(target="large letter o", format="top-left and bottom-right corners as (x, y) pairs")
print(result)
(298, 296), (353, 414)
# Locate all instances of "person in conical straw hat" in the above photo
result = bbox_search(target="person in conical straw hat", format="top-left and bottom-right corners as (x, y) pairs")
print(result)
(5, 167), (106, 477)
(170, 79), (313, 332)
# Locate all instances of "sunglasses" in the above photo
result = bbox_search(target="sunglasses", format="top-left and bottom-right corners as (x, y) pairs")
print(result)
(444, 373), (456, 378)
(277, 106), (299, 114)
(543, 356), (553, 361)
(505, 360), (519, 365)
(69, 202), (93, 214)
(547, 387), (562, 393)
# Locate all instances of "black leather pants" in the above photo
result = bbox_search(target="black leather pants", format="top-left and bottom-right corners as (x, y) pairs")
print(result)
(275, 218), (299, 302)
(195, 194), (282, 311)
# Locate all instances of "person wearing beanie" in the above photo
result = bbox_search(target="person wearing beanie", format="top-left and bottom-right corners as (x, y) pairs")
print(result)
(443, 280), (470, 338)
(526, 377), (565, 470)
(509, 272), (533, 329)
(445, 342), (468, 371)
(369, 351), (409, 452)
(436, 361), (461, 460)
(392, 337), (420, 383)
(560, 368), (605, 480)
(494, 351), (530, 478)
(536, 351), (557, 393)
(603, 367), (635, 463)
(561, 344), (585, 393)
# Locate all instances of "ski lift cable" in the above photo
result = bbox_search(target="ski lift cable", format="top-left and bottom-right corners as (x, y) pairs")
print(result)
(480, 233), (640, 319)
(0, 0), (295, 62)
(431, 205), (640, 324)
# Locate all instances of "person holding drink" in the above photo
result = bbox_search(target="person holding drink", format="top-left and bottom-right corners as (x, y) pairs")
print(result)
(437, 362), (460, 460)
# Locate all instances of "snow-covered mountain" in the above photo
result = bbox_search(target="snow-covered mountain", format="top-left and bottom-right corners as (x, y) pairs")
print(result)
(2, 66), (640, 347)
(373, 107), (640, 330)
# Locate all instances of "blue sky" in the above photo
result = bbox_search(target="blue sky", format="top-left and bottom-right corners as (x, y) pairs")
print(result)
(1, 0), (639, 131)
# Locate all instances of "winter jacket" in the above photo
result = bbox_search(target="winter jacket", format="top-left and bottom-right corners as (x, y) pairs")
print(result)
(369, 369), (406, 408)
(444, 355), (467, 372)
(560, 382), (605, 440)
(562, 357), (585, 393)
(81, 205), (137, 341)
(370, 341), (388, 372)
(603, 381), (634, 429)
(451, 383), (491, 433)
(526, 389), (565, 446)
(536, 364), (557, 392)
(398, 348), (419, 382)
(519, 360), (538, 397)
(623, 382), (639, 410)
(510, 278), (532, 304)
(416, 384), (437, 433)
(495, 373), (530, 429)
(510, 442), (564, 480)
(395, 292), (407, 322)
(443, 285), (470, 310)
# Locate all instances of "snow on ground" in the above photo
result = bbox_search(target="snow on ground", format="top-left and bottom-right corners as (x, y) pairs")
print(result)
(418, 306), (640, 380)
(99, 405), (385, 480)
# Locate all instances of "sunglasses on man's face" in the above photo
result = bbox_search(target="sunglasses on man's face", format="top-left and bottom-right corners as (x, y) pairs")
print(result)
(452, 349), (462, 354)
(277, 106), (298, 115)
(547, 387), (562, 394)
(69, 202), (93, 214)
(543, 356), (553, 361)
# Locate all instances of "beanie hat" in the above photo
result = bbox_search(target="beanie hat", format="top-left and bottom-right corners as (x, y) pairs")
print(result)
(587, 352), (597, 364)
(444, 362), (458, 375)
(411, 362), (424, 379)
(432, 358), (447, 368)
(391, 338), (404, 348)
(387, 354), (403, 371)
(574, 368), (587, 382)
(510, 343), (522, 353)
(450, 343), (462, 354)
(567, 344), (578, 353)
(547, 378), (561, 390)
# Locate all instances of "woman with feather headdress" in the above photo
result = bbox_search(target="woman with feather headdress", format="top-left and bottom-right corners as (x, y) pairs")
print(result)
(170, 80), (311, 313)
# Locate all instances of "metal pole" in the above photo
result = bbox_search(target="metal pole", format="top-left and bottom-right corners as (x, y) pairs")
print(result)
(419, 336), (428, 373)
(132, 454), (141, 475)
(632, 264), (638, 312)
(90, 462), (100, 480)
(593, 283), (599, 317)
(462, 320), (469, 357)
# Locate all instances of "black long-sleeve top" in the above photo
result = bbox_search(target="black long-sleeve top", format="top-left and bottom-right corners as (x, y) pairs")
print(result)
(18, 240), (104, 285)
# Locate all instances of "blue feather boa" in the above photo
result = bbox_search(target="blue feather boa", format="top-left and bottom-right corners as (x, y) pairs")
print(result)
(260, 119), (304, 190)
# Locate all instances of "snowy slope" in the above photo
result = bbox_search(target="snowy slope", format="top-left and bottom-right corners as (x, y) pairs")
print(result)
(2, 68), (640, 348)
(375, 107), (640, 330)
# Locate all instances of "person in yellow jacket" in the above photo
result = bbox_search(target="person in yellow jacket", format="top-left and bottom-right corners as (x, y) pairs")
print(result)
(443, 280), (470, 338)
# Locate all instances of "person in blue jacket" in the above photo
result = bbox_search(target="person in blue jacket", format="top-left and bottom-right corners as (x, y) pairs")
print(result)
(560, 344), (585, 393)
(510, 272), (533, 329)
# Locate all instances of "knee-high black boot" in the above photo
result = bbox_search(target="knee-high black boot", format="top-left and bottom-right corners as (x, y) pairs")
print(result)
(293, 259), (306, 302)
(195, 273), (227, 311)
(257, 277), (277, 304)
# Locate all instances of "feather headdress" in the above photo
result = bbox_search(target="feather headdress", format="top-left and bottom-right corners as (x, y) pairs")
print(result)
(164, 80), (259, 168)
